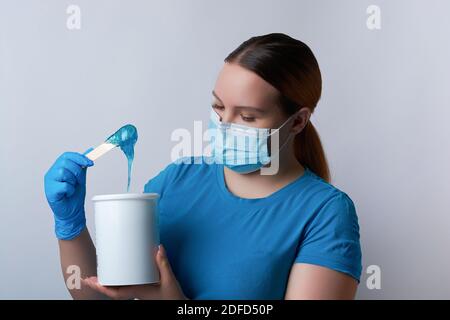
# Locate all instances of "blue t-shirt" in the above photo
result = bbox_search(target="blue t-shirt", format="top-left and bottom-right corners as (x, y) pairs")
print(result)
(144, 156), (362, 299)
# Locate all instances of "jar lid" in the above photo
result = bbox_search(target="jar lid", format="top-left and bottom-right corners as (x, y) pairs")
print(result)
(92, 193), (159, 201)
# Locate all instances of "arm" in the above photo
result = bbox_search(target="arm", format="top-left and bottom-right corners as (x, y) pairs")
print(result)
(287, 193), (362, 299)
(44, 151), (108, 299)
(284, 263), (358, 300)
(58, 228), (109, 300)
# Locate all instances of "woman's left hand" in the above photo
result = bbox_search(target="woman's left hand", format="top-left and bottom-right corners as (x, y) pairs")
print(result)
(82, 244), (187, 300)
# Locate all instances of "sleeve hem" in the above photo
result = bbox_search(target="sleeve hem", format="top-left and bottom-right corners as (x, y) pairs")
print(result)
(295, 253), (362, 283)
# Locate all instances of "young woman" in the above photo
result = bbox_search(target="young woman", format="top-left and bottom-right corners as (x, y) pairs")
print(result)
(44, 33), (362, 300)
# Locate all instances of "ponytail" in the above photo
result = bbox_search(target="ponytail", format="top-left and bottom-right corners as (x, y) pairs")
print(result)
(294, 121), (330, 182)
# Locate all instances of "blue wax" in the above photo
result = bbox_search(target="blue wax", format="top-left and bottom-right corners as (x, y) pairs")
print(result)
(106, 124), (138, 192)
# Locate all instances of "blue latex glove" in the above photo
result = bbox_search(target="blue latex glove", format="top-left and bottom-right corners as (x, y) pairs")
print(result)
(44, 149), (94, 240)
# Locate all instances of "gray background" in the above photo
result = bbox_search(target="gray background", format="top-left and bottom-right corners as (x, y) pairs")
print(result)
(1, 0), (449, 299)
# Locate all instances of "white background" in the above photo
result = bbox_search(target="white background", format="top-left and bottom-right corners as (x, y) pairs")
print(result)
(1, 0), (449, 299)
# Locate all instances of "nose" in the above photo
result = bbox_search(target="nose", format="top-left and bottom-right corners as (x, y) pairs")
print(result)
(220, 110), (234, 124)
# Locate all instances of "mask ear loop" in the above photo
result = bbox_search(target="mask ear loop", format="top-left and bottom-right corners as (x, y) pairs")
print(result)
(268, 109), (301, 137)
(265, 109), (301, 159)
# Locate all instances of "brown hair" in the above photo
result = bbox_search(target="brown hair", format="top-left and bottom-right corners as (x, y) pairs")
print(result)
(224, 33), (330, 182)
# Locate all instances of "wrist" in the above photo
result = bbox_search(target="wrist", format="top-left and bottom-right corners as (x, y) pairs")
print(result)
(54, 209), (87, 240)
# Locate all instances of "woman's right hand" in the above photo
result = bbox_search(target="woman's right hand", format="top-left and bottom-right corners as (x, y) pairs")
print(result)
(44, 150), (94, 240)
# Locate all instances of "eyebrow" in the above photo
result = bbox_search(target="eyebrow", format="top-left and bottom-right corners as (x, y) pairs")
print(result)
(212, 90), (266, 114)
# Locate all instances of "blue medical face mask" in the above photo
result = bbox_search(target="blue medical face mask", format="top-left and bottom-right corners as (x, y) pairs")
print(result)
(207, 110), (296, 174)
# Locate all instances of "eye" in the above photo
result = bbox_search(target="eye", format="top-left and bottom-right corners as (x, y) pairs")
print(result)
(240, 114), (256, 122)
(212, 103), (224, 111)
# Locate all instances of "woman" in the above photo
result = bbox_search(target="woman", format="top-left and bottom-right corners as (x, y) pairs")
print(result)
(44, 33), (362, 300)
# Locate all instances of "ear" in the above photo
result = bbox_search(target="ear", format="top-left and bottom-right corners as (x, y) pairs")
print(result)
(291, 107), (311, 134)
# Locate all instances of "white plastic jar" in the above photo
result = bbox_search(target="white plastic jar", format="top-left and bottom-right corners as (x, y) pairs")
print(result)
(92, 193), (160, 286)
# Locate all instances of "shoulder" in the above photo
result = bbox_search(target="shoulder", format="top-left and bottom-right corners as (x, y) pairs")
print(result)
(298, 169), (359, 228)
(303, 169), (357, 211)
(295, 170), (362, 281)
(167, 155), (215, 182)
(144, 156), (214, 193)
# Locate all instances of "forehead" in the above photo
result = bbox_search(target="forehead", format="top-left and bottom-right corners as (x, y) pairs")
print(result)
(213, 62), (280, 108)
